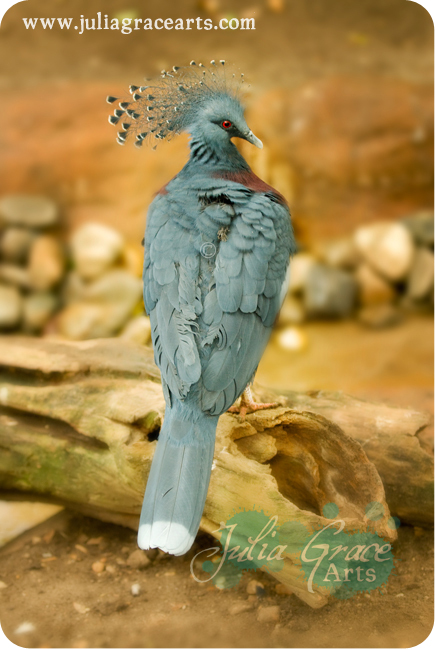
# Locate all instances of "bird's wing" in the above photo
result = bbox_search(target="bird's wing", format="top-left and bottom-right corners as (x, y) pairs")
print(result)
(199, 187), (294, 415)
(144, 181), (294, 412)
(143, 192), (203, 402)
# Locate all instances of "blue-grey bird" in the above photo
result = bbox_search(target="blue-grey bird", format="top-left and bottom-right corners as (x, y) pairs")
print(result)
(108, 61), (295, 556)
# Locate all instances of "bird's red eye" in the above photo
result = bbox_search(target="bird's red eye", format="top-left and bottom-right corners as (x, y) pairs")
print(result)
(222, 120), (232, 129)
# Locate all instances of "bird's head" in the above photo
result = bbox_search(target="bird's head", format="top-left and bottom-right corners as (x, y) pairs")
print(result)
(107, 60), (262, 151)
(190, 92), (263, 150)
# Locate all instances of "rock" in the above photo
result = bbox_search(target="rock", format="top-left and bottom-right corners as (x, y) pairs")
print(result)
(131, 583), (141, 596)
(0, 227), (36, 263)
(14, 622), (36, 634)
(275, 583), (293, 595)
(0, 284), (22, 329)
(57, 270), (142, 340)
(355, 264), (396, 306)
(0, 263), (31, 288)
(57, 304), (100, 340)
(287, 253), (317, 294)
(277, 326), (307, 351)
(236, 432), (278, 464)
(105, 564), (117, 574)
(23, 292), (58, 332)
(246, 579), (265, 596)
(257, 605), (280, 623)
(304, 264), (357, 318)
(61, 271), (87, 303)
(28, 236), (65, 291)
(71, 223), (124, 281)
(228, 601), (255, 615)
(407, 247), (434, 300)
(277, 296), (305, 325)
(354, 223), (415, 282)
(120, 315), (151, 345)
(73, 602), (90, 614)
(0, 195), (58, 228)
(91, 560), (105, 574)
(402, 210), (434, 247)
(358, 304), (403, 329)
(315, 237), (360, 270)
(126, 549), (151, 570)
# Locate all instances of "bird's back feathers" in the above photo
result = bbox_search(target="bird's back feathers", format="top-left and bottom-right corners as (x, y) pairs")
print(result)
(144, 171), (295, 416)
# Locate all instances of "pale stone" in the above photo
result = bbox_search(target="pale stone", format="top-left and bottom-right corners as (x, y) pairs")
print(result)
(23, 292), (58, 332)
(14, 622), (36, 635)
(246, 579), (265, 595)
(71, 222), (124, 280)
(120, 316), (151, 345)
(355, 264), (396, 306)
(0, 227), (36, 263)
(0, 195), (58, 228)
(57, 270), (142, 340)
(277, 326), (307, 351)
(126, 549), (150, 570)
(354, 222), (415, 281)
(402, 211), (434, 247)
(91, 560), (105, 574)
(228, 601), (255, 615)
(407, 247), (434, 300)
(257, 605), (280, 623)
(0, 284), (22, 328)
(28, 236), (65, 291)
(287, 253), (317, 294)
(0, 263), (31, 288)
(73, 602), (90, 614)
(131, 583), (141, 596)
(316, 237), (360, 270)
(61, 271), (87, 303)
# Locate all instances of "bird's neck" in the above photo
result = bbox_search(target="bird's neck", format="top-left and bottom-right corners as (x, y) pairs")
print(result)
(187, 133), (251, 172)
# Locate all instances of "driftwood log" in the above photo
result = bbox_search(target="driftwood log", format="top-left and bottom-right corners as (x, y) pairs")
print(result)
(0, 336), (432, 607)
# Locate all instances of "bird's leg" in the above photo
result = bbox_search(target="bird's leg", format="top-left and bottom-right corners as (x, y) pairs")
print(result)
(228, 385), (278, 420)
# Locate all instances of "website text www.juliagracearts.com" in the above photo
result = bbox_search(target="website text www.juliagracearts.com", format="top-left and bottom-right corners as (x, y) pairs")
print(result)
(22, 13), (256, 34)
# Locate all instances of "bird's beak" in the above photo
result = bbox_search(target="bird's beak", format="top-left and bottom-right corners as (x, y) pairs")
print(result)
(244, 130), (263, 149)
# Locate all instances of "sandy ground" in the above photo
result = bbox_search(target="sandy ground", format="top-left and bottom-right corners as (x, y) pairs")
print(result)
(0, 510), (433, 649)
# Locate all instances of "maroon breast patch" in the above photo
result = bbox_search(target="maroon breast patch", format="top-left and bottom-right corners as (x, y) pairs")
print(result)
(213, 170), (288, 206)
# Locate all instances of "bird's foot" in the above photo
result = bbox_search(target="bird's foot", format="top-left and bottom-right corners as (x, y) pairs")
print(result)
(228, 386), (278, 421)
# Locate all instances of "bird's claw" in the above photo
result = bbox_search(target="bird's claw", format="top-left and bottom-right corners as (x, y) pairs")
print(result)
(228, 399), (278, 421)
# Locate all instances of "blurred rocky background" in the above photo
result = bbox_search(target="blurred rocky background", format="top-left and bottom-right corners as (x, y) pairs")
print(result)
(0, 0), (433, 349)
(0, 195), (433, 344)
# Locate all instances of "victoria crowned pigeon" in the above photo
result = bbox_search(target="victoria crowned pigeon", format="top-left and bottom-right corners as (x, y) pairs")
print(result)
(108, 60), (295, 556)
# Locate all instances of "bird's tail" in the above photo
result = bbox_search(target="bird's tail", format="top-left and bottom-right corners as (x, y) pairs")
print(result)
(138, 403), (218, 556)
